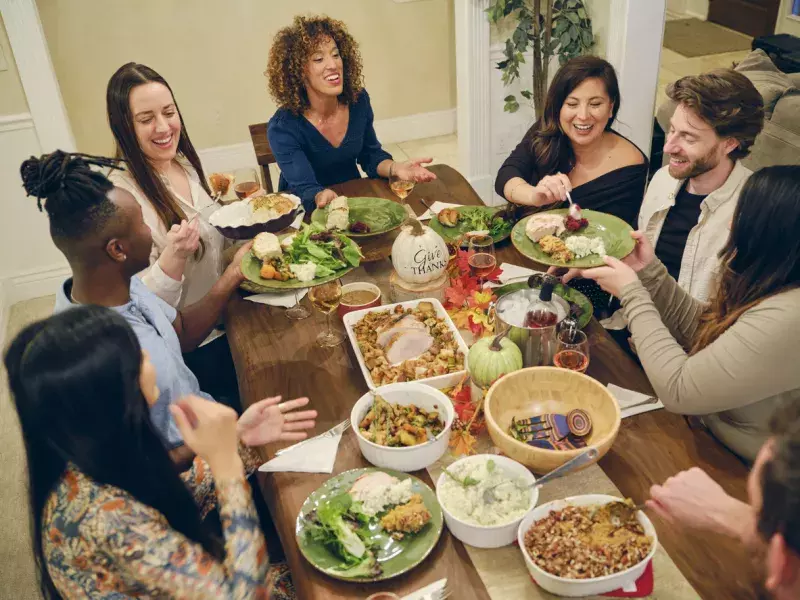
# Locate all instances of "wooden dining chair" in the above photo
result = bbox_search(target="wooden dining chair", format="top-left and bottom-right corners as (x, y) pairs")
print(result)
(248, 122), (276, 193)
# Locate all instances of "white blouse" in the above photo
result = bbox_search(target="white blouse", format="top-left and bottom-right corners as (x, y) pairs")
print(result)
(110, 159), (227, 344)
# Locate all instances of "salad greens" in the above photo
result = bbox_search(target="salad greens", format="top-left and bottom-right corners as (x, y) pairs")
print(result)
(460, 207), (512, 238)
(304, 493), (381, 577)
(286, 223), (362, 277)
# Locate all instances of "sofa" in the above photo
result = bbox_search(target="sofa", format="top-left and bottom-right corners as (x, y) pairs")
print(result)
(657, 49), (800, 170)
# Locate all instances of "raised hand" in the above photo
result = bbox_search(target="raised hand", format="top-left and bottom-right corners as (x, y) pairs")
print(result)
(395, 158), (437, 183)
(622, 231), (655, 272)
(166, 219), (201, 259)
(237, 396), (318, 447)
(531, 172), (572, 206)
(171, 395), (242, 477)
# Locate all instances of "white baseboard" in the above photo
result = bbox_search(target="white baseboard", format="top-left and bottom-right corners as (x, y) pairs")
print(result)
(684, 9), (707, 20)
(0, 264), (70, 348)
(197, 108), (458, 174)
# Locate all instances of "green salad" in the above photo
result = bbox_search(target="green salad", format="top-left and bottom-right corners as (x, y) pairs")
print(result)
(460, 207), (512, 237)
(286, 223), (362, 278)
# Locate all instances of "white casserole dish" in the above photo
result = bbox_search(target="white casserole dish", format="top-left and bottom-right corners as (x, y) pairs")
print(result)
(351, 382), (454, 472)
(517, 494), (658, 597)
(343, 298), (470, 390)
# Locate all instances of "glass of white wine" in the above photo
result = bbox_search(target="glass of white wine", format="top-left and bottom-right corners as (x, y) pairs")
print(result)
(309, 279), (344, 347)
(286, 288), (311, 321)
(389, 172), (415, 205)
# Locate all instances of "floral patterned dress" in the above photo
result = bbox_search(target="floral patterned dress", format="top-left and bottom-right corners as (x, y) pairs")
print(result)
(42, 449), (295, 599)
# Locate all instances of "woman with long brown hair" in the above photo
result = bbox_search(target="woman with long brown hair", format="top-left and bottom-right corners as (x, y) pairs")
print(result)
(106, 63), (237, 407)
(564, 165), (800, 462)
(495, 56), (647, 318)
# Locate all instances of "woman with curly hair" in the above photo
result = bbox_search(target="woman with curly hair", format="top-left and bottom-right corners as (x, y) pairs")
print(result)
(561, 165), (800, 463)
(266, 15), (435, 211)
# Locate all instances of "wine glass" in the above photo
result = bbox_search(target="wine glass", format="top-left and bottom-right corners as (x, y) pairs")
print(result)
(285, 287), (310, 320)
(309, 280), (344, 347)
(467, 234), (496, 287)
(553, 329), (590, 373)
(389, 172), (415, 205)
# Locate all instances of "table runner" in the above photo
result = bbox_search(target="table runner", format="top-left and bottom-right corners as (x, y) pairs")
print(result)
(425, 436), (700, 600)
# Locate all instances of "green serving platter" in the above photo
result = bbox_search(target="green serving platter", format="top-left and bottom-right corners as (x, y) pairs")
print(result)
(511, 208), (635, 268)
(311, 196), (408, 238)
(493, 280), (593, 329)
(295, 468), (444, 583)
(240, 251), (354, 291)
(429, 205), (513, 246)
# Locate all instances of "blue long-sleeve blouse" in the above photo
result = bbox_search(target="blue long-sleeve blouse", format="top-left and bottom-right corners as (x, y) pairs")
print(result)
(267, 89), (393, 211)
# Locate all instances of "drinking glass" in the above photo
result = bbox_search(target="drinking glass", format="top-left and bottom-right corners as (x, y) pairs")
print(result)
(467, 234), (496, 287)
(309, 280), (344, 347)
(389, 172), (415, 204)
(553, 329), (590, 373)
(285, 288), (311, 320)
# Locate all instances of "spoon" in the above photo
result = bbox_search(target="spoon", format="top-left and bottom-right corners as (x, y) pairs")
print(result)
(605, 499), (647, 527)
(565, 190), (582, 220)
(482, 447), (599, 505)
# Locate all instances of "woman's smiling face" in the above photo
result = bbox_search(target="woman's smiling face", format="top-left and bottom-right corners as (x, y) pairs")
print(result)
(559, 77), (614, 147)
(304, 36), (344, 99)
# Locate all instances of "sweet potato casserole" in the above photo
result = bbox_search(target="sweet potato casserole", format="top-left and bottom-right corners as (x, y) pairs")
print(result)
(524, 504), (653, 579)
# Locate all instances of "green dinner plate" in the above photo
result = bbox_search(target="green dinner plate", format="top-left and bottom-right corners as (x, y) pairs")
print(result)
(240, 251), (355, 291)
(429, 205), (513, 246)
(310, 196), (408, 238)
(295, 468), (444, 583)
(511, 209), (635, 268)
(493, 280), (593, 329)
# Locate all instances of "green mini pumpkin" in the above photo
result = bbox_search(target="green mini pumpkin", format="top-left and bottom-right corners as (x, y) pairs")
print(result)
(467, 334), (523, 388)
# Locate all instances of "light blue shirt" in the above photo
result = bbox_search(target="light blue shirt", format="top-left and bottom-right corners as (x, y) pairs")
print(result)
(54, 276), (215, 448)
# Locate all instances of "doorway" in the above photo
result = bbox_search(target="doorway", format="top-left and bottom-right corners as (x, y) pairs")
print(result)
(708, 0), (781, 38)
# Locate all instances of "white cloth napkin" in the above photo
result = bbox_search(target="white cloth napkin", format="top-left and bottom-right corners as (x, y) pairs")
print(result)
(290, 208), (306, 229)
(418, 201), (463, 220)
(607, 383), (665, 418)
(258, 430), (344, 473)
(496, 262), (546, 284)
(244, 289), (308, 308)
(401, 578), (448, 600)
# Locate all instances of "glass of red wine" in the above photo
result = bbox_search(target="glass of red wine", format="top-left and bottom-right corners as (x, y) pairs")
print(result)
(467, 234), (496, 287)
(554, 329), (590, 373)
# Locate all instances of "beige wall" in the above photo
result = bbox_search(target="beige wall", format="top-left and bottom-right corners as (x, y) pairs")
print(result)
(0, 14), (29, 116)
(36, 0), (456, 154)
(776, 0), (800, 36)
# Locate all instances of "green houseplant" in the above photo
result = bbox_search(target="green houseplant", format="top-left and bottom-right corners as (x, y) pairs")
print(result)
(487, 0), (595, 116)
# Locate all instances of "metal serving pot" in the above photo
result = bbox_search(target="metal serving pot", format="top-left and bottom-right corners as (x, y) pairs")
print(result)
(493, 280), (571, 367)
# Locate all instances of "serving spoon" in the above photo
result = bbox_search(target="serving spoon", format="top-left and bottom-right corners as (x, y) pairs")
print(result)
(482, 447), (599, 505)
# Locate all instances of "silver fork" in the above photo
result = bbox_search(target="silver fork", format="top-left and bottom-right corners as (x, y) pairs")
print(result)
(422, 582), (451, 600)
(624, 396), (660, 410)
(273, 418), (350, 457)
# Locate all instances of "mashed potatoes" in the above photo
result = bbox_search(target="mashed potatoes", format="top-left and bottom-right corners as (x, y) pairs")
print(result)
(564, 235), (606, 259)
(439, 459), (531, 527)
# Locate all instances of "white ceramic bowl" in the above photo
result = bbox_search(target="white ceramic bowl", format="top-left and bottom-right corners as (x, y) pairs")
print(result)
(436, 454), (538, 548)
(351, 382), (454, 472)
(517, 494), (658, 597)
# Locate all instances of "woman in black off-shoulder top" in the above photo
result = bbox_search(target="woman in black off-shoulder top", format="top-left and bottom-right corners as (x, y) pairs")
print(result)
(496, 56), (648, 317)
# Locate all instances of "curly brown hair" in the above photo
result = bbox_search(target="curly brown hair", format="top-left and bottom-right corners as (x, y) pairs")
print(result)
(266, 15), (364, 115)
(666, 69), (764, 160)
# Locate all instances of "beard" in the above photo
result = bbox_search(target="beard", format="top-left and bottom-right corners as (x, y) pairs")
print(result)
(667, 146), (721, 180)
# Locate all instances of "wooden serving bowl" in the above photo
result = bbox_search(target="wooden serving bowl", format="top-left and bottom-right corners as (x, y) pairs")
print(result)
(484, 367), (620, 474)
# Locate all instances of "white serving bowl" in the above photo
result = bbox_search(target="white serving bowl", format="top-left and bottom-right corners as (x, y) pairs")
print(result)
(517, 494), (659, 597)
(351, 382), (454, 472)
(436, 454), (538, 548)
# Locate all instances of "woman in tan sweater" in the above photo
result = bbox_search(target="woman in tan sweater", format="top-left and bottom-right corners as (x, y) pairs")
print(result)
(571, 165), (800, 462)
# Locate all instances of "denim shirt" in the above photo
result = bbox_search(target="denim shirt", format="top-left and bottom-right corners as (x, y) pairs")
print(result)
(268, 88), (393, 211)
(53, 277), (214, 448)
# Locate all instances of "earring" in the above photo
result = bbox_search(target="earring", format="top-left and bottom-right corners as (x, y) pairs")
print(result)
(121, 254), (127, 260)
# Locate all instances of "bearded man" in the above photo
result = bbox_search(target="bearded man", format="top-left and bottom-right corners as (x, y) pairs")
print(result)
(638, 69), (764, 301)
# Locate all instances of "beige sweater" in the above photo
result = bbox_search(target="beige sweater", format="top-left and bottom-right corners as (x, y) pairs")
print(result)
(620, 260), (800, 462)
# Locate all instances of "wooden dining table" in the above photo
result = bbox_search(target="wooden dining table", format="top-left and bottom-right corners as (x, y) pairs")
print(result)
(225, 164), (757, 600)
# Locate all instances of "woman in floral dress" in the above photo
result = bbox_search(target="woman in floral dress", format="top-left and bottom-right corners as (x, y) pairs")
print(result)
(5, 306), (297, 599)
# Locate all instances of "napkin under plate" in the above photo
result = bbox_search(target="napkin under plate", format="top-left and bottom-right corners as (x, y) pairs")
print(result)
(418, 201), (462, 221)
(245, 289), (308, 308)
(400, 577), (447, 600)
(607, 383), (665, 418)
(258, 429), (343, 473)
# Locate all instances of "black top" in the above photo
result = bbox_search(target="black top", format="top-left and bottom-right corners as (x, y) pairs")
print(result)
(494, 131), (648, 228)
(654, 184), (707, 281)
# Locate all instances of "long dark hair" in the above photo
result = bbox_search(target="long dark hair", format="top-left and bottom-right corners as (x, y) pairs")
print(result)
(106, 62), (209, 257)
(692, 165), (800, 352)
(526, 56), (621, 177)
(5, 306), (220, 599)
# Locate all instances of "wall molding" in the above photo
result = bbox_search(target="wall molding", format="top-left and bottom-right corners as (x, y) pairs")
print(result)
(0, 112), (34, 133)
(0, 0), (76, 152)
(0, 263), (70, 347)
